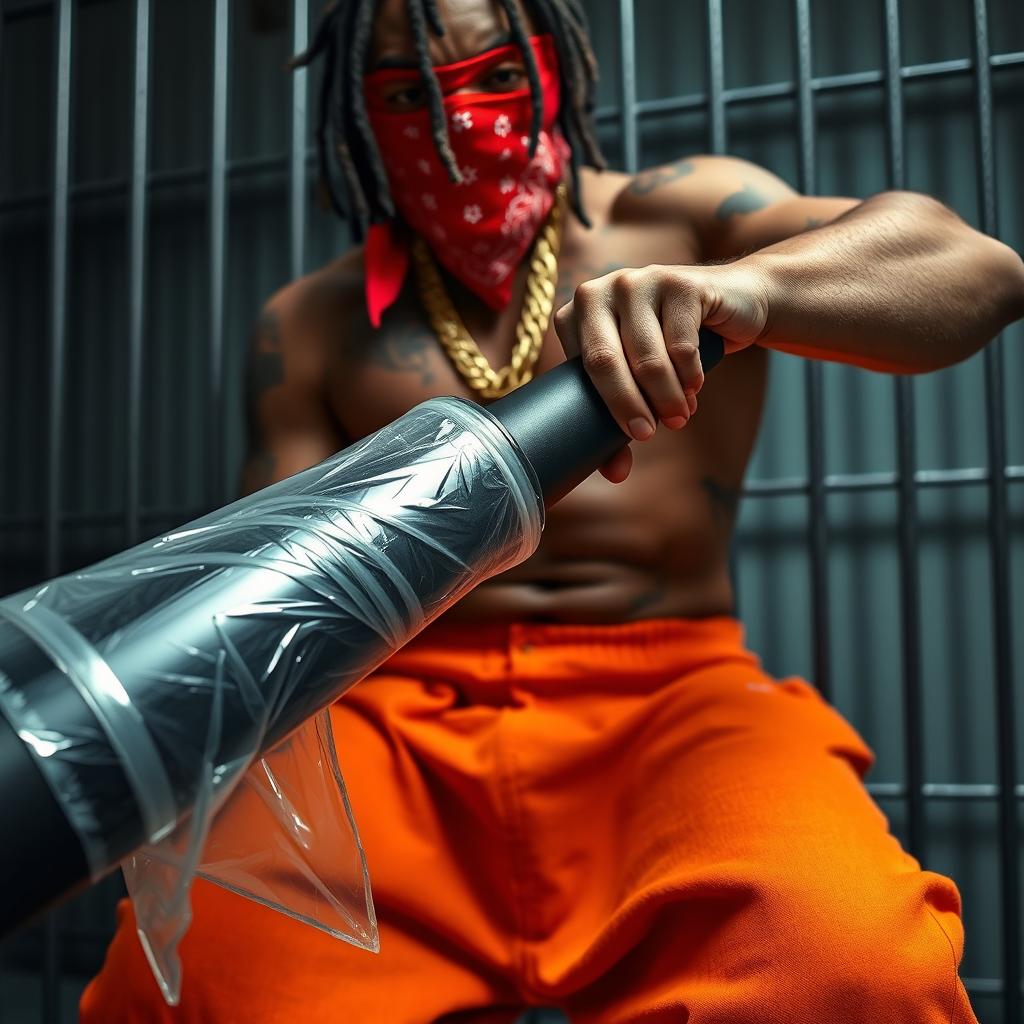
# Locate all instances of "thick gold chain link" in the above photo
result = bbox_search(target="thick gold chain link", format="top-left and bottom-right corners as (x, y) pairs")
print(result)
(411, 182), (567, 400)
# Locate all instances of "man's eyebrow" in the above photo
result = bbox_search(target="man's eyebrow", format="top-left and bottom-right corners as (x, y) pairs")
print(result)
(368, 32), (517, 72)
(370, 54), (419, 71)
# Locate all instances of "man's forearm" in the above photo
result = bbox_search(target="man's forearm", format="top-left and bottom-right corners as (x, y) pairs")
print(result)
(739, 191), (1024, 373)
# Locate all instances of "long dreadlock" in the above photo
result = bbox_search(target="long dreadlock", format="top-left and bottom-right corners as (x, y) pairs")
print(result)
(291, 0), (605, 240)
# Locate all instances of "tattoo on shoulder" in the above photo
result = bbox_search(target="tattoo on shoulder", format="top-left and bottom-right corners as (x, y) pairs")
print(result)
(702, 476), (742, 526)
(716, 183), (774, 220)
(244, 309), (284, 486)
(805, 216), (825, 229)
(628, 158), (695, 196)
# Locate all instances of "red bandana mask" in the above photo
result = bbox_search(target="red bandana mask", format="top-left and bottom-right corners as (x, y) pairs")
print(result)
(363, 34), (568, 326)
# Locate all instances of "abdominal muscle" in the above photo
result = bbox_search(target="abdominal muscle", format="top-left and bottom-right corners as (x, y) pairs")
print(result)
(443, 428), (739, 624)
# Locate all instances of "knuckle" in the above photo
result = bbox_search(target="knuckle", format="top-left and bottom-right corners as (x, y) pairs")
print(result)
(582, 345), (620, 375)
(574, 280), (600, 305)
(631, 353), (666, 381)
(613, 269), (645, 298)
(667, 338), (699, 363)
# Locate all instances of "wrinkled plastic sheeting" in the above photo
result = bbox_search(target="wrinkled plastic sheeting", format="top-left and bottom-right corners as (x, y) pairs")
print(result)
(124, 709), (373, 1005)
(0, 397), (542, 1005)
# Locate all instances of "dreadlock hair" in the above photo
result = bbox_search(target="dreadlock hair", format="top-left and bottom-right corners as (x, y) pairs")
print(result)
(291, 0), (606, 240)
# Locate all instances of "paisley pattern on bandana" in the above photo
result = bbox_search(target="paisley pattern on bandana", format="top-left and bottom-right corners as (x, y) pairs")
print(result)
(363, 35), (566, 320)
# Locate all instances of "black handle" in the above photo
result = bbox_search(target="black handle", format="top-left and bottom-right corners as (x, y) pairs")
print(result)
(489, 327), (725, 506)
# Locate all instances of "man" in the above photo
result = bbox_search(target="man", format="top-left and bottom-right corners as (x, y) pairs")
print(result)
(82, 0), (1024, 1021)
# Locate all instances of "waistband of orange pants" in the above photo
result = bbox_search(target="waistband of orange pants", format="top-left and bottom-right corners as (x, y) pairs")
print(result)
(374, 616), (762, 686)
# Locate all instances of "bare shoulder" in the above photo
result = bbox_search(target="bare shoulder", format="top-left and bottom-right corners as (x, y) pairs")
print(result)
(260, 247), (364, 349)
(610, 154), (796, 227)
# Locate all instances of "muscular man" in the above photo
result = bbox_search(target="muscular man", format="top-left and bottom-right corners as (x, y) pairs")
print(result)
(82, 1), (1024, 1021)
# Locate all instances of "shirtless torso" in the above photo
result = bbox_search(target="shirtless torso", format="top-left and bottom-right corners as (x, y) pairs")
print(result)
(241, 154), (856, 625)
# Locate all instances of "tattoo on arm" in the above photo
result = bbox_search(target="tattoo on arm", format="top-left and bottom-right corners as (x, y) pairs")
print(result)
(716, 183), (774, 219)
(805, 216), (825, 229)
(627, 158), (695, 196)
(702, 476), (742, 527)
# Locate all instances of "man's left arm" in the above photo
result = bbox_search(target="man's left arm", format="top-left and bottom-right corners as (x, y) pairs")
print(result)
(556, 155), (1024, 444)
(729, 187), (1024, 372)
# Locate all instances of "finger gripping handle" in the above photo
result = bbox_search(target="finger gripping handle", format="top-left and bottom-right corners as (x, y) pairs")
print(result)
(488, 328), (724, 506)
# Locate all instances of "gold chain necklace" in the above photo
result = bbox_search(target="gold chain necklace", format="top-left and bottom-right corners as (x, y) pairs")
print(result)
(411, 182), (567, 400)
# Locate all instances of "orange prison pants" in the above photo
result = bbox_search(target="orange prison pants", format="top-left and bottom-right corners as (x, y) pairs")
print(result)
(81, 617), (977, 1023)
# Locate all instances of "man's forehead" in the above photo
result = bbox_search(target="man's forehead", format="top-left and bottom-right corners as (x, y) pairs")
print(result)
(369, 0), (528, 70)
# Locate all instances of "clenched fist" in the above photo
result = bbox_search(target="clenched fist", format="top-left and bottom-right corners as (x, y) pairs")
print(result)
(554, 262), (770, 481)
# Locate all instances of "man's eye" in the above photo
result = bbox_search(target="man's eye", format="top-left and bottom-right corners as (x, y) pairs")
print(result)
(387, 85), (425, 109)
(482, 65), (526, 90)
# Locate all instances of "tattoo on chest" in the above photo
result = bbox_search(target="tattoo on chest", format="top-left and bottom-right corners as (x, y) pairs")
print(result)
(702, 476), (741, 526)
(367, 314), (439, 386)
(627, 158), (696, 196)
(716, 183), (773, 219)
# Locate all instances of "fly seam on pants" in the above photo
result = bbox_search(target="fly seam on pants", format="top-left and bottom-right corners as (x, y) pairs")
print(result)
(492, 709), (536, 999)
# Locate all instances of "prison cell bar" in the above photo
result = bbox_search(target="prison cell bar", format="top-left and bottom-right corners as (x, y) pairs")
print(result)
(792, 0), (831, 702)
(209, 0), (229, 510)
(4, 52), (1024, 217)
(972, 1), (1021, 1019)
(883, 0), (927, 869)
(705, 0), (726, 156)
(617, 0), (637, 175)
(290, 0), (308, 281)
(41, 2), (74, 1021)
(125, 0), (150, 549)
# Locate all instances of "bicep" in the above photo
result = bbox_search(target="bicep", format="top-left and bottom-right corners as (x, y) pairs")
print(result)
(240, 303), (345, 496)
(632, 154), (858, 259)
(715, 194), (861, 257)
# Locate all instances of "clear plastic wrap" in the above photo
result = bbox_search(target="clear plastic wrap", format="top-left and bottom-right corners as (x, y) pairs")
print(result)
(0, 397), (542, 1004)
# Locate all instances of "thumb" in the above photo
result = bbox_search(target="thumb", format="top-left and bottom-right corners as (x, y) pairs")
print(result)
(553, 300), (579, 358)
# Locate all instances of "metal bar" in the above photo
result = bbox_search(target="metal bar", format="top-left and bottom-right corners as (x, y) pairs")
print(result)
(5, 50), (1024, 217)
(867, 781), (1024, 800)
(617, 0), (638, 173)
(705, 0), (725, 153)
(590, 51), (1024, 125)
(3, 0), (107, 20)
(126, 0), (150, 547)
(972, 2), (1019, 1018)
(289, 0), (308, 280)
(208, 0), (229, 509)
(46, 0), (72, 581)
(41, 9), (74, 1023)
(883, 0), (925, 864)
(792, 0), (830, 700)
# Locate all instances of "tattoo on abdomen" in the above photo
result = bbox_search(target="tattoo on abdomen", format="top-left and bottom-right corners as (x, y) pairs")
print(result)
(716, 183), (772, 219)
(627, 158), (696, 196)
